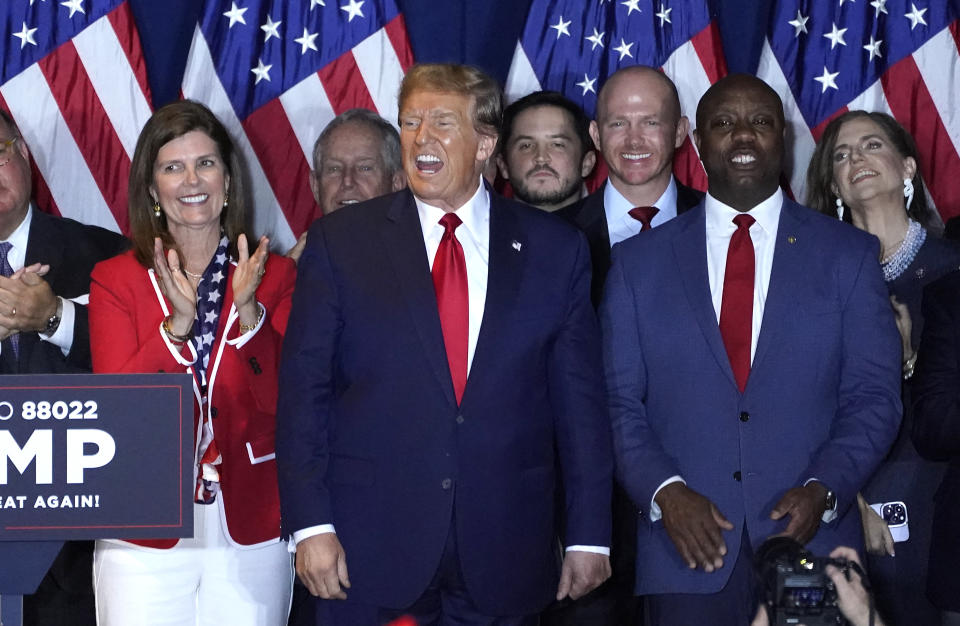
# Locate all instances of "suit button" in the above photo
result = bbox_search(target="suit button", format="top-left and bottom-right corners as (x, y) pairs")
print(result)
(441, 478), (452, 490)
(733, 471), (742, 481)
(739, 411), (749, 422)
(211, 407), (218, 418)
(456, 415), (464, 424)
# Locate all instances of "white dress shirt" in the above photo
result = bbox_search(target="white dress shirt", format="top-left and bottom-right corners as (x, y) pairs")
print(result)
(295, 180), (609, 555)
(0, 208), (75, 357)
(604, 176), (680, 246)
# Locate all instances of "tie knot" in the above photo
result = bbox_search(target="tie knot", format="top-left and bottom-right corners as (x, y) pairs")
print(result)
(0, 242), (11, 260)
(438, 213), (462, 234)
(628, 206), (659, 230)
(733, 213), (755, 230)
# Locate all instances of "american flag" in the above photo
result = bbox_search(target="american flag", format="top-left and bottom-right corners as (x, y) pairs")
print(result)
(759, 1), (960, 219)
(182, 0), (414, 252)
(0, 0), (152, 235)
(504, 0), (727, 191)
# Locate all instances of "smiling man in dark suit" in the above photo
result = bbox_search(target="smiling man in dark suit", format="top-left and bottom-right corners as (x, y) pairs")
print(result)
(0, 109), (126, 626)
(602, 74), (902, 625)
(559, 66), (703, 307)
(277, 63), (613, 626)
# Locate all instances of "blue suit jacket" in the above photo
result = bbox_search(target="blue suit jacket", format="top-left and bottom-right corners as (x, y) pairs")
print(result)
(600, 198), (902, 595)
(276, 188), (613, 615)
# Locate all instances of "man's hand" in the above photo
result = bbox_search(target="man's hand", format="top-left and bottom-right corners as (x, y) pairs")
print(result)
(0, 270), (58, 333)
(769, 483), (828, 544)
(555, 551), (611, 601)
(656, 482), (734, 572)
(295, 533), (351, 600)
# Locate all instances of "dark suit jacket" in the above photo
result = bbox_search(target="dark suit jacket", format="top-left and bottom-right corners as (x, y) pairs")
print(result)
(276, 188), (613, 615)
(601, 198), (902, 595)
(0, 209), (124, 617)
(912, 269), (960, 609)
(557, 180), (704, 307)
(3, 209), (127, 375)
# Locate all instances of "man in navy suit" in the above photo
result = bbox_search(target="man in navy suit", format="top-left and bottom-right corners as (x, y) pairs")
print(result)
(276, 63), (613, 626)
(601, 74), (902, 625)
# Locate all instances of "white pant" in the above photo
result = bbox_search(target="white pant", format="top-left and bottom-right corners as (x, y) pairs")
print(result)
(94, 500), (292, 626)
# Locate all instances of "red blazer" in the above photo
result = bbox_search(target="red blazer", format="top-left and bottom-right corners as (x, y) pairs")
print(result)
(90, 250), (296, 549)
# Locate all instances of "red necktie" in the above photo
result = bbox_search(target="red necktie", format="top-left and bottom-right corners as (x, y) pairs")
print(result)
(628, 206), (659, 231)
(433, 213), (469, 404)
(719, 213), (756, 393)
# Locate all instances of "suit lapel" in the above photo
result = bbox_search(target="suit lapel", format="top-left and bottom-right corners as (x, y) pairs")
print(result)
(463, 197), (522, 403)
(672, 206), (738, 389)
(751, 200), (808, 374)
(378, 191), (458, 407)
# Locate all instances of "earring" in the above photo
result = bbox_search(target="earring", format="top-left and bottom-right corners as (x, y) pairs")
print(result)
(903, 177), (914, 213)
(835, 196), (845, 222)
(153, 200), (161, 218)
(223, 197), (228, 209)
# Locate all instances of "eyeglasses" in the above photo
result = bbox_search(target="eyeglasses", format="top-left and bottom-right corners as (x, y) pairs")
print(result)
(0, 137), (19, 167)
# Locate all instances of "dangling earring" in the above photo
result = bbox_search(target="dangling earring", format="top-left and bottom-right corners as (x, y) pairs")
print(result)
(223, 198), (228, 209)
(903, 177), (914, 213)
(153, 200), (161, 218)
(835, 197), (845, 222)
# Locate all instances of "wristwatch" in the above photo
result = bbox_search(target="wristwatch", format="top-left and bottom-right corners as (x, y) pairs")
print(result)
(823, 486), (837, 511)
(43, 297), (63, 336)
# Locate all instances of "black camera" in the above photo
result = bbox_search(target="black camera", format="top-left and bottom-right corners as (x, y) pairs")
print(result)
(755, 537), (853, 625)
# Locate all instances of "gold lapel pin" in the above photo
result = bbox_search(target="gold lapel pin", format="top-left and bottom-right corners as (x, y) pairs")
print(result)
(787, 236), (796, 244)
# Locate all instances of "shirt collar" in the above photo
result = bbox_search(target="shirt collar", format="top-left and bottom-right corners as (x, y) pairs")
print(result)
(2, 205), (32, 252)
(416, 177), (490, 248)
(704, 187), (783, 235)
(604, 175), (678, 224)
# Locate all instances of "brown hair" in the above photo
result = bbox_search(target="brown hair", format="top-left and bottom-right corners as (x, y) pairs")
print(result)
(398, 64), (502, 138)
(128, 100), (251, 267)
(806, 110), (939, 231)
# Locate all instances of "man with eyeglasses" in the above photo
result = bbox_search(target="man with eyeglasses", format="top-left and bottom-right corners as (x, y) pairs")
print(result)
(0, 109), (126, 626)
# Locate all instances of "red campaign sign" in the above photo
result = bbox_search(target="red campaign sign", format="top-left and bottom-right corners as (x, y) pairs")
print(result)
(0, 373), (193, 541)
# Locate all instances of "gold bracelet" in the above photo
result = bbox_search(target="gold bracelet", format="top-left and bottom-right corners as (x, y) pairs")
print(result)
(239, 306), (264, 334)
(162, 316), (192, 343)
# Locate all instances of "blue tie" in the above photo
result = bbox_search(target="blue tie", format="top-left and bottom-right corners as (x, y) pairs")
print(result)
(0, 242), (19, 359)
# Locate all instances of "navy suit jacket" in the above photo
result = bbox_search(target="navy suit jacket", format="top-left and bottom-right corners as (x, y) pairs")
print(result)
(276, 188), (613, 615)
(557, 181), (703, 307)
(600, 198), (902, 595)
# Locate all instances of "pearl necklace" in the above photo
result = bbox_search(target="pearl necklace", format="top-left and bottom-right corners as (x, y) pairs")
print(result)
(881, 219), (925, 282)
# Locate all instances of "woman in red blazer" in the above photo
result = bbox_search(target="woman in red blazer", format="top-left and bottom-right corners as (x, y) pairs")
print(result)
(89, 101), (296, 626)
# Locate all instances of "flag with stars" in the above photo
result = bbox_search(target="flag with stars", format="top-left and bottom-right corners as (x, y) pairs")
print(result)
(0, 0), (152, 234)
(760, 0), (960, 219)
(504, 0), (727, 191)
(183, 0), (414, 251)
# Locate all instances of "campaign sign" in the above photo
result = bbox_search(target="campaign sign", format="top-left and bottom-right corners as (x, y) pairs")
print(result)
(0, 373), (193, 540)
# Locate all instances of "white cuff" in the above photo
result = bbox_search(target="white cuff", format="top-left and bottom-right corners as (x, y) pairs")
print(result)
(159, 320), (197, 365)
(225, 303), (265, 350)
(292, 524), (336, 547)
(38, 297), (74, 356)
(565, 545), (610, 556)
(649, 475), (686, 522)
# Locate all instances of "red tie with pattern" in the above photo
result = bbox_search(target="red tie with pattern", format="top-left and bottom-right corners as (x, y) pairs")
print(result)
(719, 213), (756, 393)
(628, 206), (659, 231)
(433, 213), (469, 404)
